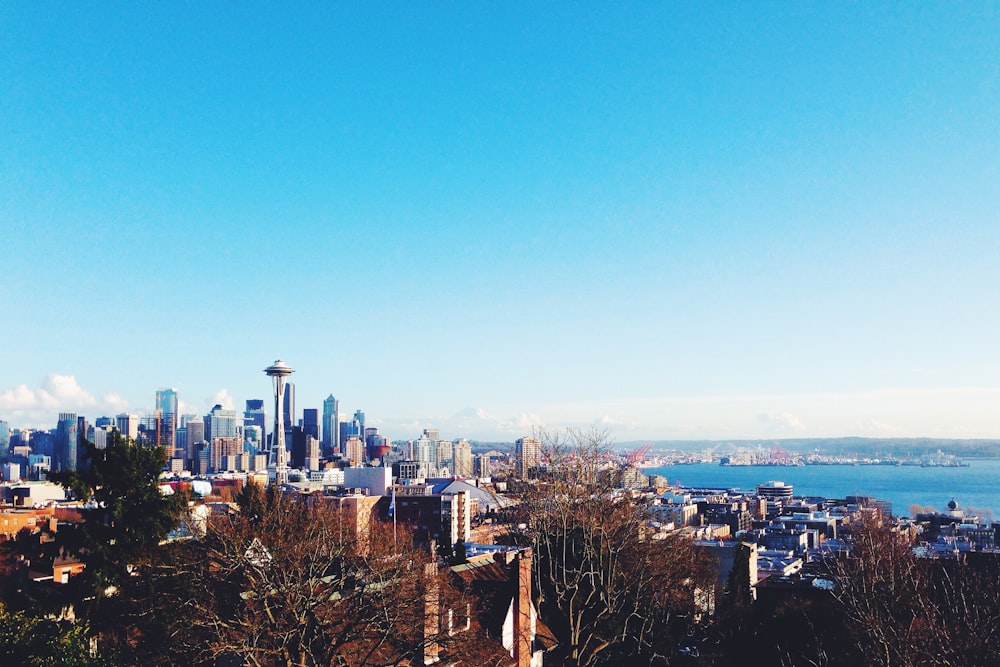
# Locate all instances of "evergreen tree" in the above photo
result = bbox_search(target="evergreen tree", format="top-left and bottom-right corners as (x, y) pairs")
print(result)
(48, 433), (184, 597)
(0, 603), (107, 667)
(39, 434), (185, 662)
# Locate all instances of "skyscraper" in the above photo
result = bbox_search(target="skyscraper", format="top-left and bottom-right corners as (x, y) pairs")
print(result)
(186, 417), (205, 467)
(340, 414), (362, 451)
(116, 413), (139, 442)
(155, 388), (179, 448)
(436, 439), (453, 474)
(414, 432), (435, 479)
(56, 413), (78, 472)
(453, 439), (473, 477)
(303, 408), (319, 440)
(290, 426), (306, 469)
(515, 436), (541, 479)
(76, 416), (89, 469)
(206, 405), (243, 441)
(343, 436), (364, 465)
(0, 420), (9, 458)
(244, 399), (266, 442)
(305, 435), (320, 471)
(353, 410), (365, 441)
(283, 383), (295, 439)
(322, 394), (339, 456)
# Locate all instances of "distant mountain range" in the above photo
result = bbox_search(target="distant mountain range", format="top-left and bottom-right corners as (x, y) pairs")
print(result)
(619, 437), (1000, 459)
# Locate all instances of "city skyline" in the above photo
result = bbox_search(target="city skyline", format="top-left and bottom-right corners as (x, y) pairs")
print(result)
(3, 5), (999, 441)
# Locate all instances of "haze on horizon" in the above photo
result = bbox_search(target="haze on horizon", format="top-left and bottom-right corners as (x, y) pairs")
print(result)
(2, 5), (998, 443)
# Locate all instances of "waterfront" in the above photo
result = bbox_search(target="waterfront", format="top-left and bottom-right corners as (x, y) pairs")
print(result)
(646, 459), (1000, 519)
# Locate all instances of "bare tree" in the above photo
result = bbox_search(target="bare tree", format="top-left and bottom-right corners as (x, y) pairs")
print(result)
(511, 428), (712, 667)
(831, 513), (1000, 667)
(152, 485), (502, 667)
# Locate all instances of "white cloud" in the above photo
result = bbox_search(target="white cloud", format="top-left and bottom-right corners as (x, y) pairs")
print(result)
(514, 412), (545, 430)
(369, 408), (549, 442)
(40, 374), (97, 407)
(177, 399), (200, 416)
(209, 389), (236, 411)
(0, 384), (39, 411)
(0, 374), (124, 427)
(757, 412), (806, 432)
(102, 392), (129, 412)
(451, 406), (501, 423)
(858, 418), (905, 436)
(0, 374), (100, 416)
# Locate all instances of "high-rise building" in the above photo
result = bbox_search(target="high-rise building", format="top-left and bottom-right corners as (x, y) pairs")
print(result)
(340, 416), (361, 450)
(282, 383), (296, 441)
(186, 417), (205, 467)
(155, 388), (179, 448)
(473, 453), (493, 477)
(453, 439), (472, 477)
(115, 413), (139, 442)
(210, 436), (243, 473)
(138, 414), (160, 445)
(186, 418), (205, 446)
(305, 435), (320, 471)
(343, 435), (364, 465)
(414, 432), (435, 479)
(290, 427), (307, 469)
(92, 425), (114, 450)
(76, 416), (89, 470)
(174, 426), (188, 458)
(55, 413), (78, 472)
(322, 394), (339, 456)
(244, 425), (263, 455)
(364, 428), (390, 464)
(9, 429), (27, 451)
(0, 420), (10, 457)
(207, 405), (243, 441)
(30, 430), (53, 458)
(436, 440), (453, 474)
(244, 399), (266, 441)
(353, 410), (365, 441)
(303, 408), (319, 440)
(515, 436), (541, 479)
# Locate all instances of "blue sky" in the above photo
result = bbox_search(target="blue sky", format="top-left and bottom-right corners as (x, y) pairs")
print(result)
(2, 4), (999, 441)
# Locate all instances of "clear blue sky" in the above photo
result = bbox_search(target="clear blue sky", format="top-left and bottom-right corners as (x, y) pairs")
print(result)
(2, 4), (999, 441)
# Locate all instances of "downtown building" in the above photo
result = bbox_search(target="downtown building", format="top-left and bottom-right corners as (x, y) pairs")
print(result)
(515, 436), (541, 479)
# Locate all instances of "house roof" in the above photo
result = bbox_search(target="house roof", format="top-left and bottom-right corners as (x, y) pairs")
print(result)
(449, 554), (558, 653)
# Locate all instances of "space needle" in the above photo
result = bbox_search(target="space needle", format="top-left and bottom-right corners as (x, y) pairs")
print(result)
(264, 358), (294, 485)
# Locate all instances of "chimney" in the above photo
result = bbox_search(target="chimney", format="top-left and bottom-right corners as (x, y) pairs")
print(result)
(514, 549), (533, 667)
(423, 562), (440, 664)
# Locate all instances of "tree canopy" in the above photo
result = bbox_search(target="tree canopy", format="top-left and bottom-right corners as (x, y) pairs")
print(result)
(512, 428), (713, 667)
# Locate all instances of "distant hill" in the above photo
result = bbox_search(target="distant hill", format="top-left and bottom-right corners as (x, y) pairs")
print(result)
(619, 438), (1000, 459)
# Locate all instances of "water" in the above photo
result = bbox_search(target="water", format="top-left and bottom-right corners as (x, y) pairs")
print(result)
(645, 460), (1000, 520)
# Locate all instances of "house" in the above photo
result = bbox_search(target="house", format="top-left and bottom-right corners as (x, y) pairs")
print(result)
(450, 547), (557, 667)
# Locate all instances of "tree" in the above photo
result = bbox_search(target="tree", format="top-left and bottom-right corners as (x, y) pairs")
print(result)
(47, 434), (185, 595)
(831, 514), (1000, 667)
(511, 428), (712, 667)
(164, 484), (501, 666)
(0, 602), (106, 667)
(22, 434), (186, 661)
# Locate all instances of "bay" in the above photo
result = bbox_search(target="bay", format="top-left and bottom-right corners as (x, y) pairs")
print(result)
(645, 460), (1000, 520)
